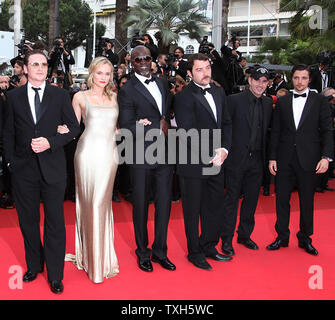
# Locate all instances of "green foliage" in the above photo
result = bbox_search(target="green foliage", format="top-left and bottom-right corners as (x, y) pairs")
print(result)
(0, 0), (13, 32)
(280, 0), (335, 54)
(22, 0), (96, 50)
(123, 0), (208, 46)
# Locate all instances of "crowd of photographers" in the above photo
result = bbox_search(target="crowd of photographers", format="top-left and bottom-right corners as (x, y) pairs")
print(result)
(1, 33), (335, 209)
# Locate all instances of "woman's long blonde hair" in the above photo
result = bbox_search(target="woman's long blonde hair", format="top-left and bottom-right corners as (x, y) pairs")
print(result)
(87, 56), (115, 98)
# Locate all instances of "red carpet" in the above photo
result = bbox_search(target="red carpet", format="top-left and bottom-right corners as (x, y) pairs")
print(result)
(0, 180), (335, 300)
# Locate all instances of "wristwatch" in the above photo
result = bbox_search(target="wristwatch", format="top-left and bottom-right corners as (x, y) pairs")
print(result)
(322, 156), (333, 162)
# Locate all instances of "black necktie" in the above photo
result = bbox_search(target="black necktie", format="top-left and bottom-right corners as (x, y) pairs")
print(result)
(32, 87), (41, 121)
(294, 93), (307, 98)
(144, 77), (156, 85)
(200, 87), (211, 95)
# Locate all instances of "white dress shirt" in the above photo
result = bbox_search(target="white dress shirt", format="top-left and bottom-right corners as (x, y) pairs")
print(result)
(135, 73), (162, 115)
(193, 82), (217, 122)
(193, 81), (228, 155)
(27, 81), (46, 124)
(292, 88), (309, 129)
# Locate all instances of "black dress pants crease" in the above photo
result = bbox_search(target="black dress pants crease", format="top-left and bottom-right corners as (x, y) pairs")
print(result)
(221, 151), (263, 241)
(179, 169), (225, 261)
(12, 157), (66, 281)
(275, 149), (317, 243)
(131, 165), (173, 261)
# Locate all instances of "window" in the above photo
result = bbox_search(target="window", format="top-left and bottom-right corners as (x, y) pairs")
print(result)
(185, 45), (194, 54)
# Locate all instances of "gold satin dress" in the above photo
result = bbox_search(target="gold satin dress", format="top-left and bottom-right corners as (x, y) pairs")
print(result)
(66, 92), (119, 283)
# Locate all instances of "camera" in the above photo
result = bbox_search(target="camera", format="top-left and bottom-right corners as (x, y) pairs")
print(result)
(53, 39), (64, 55)
(10, 75), (20, 85)
(17, 39), (29, 56)
(130, 30), (145, 49)
(317, 50), (335, 66)
(199, 36), (211, 55)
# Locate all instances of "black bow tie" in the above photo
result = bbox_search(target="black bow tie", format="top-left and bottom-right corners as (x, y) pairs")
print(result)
(294, 93), (307, 98)
(199, 87), (211, 95)
(144, 77), (156, 85)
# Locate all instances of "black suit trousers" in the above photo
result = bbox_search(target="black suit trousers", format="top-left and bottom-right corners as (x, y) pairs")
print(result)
(179, 169), (225, 261)
(275, 149), (317, 243)
(12, 157), (66, 281)
(131, 165), (173, 261)
(221, 151), (263, 241)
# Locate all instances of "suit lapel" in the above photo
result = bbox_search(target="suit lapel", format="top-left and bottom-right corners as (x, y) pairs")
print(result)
(287, 94), (296, 130)
(297, 92), (314, 130)
(20, 84), (35, 125)
(132, 76), (162, 115)
(37, 83), (51, 123)
(154, 77), (166, 115)
(210, 85), (222, 127)
(191, 82), (217, 126)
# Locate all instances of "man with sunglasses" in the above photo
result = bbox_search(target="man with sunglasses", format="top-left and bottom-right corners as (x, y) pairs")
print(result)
(118, 45), (175, 273)
(3, 49), (80, 293)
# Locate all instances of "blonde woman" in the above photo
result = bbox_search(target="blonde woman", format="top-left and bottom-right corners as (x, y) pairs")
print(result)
(64, 57), (119, 283)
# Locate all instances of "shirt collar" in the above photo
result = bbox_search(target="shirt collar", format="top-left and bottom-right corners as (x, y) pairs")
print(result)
(28, 80), (46, 92)
(292, 87), (309, 96)
(193, 81), (211, 90)
(135, 72), (152, 84)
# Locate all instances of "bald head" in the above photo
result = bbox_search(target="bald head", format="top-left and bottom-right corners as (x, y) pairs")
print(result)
(131, 45), (152, 77)
(131, 45), (151, 60)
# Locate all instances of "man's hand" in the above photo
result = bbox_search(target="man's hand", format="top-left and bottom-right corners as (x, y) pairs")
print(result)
(316, 158), (329, 174)
(31, 137), (51, 153)
(210, 148), (228, 167)
(269, 160), (277, 176)
(160, 118), (170, 136)
(138, 118), (152, 126)
(57, 124), (69, 134)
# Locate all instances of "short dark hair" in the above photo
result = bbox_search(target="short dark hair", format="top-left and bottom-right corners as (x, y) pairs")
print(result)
(291, 64), (311, 78)
(187, 53), (210, 72)
(174, 47), (184, 55)
(24, 49), (47, 66)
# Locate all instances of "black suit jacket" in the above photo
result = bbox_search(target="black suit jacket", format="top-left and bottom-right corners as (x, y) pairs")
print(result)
(117, 74), (172, 168)
(174, 81), (232, 178)
(309, 66), (335, 93)
(269, 91), (333, 171)
(224, 90), (273, 169)
(3, 83), (80, 184)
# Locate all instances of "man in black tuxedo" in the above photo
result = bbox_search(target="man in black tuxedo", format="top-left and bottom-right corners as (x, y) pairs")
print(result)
(309, 61), (335, 93)
(220, 67), (273, 255)
(267, 64), (334, 255)
(173, 47), (188, 80)
(118, 45), (176, 272)
(3, 50), (80, 293)
(174, 53), (233, 270)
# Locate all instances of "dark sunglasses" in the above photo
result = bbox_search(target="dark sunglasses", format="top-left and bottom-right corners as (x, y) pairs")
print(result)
(134, 56), (152, 64)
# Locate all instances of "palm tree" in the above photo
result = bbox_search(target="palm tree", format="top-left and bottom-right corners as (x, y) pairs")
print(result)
(122, 0), (208, 53)
(115, 0), (128, 59)
(280, 0), (335, 53)
(221, 0), (229, 45)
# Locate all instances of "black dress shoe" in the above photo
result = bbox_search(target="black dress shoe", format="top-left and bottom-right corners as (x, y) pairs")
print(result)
(49, 280), (64, 294)
(23, 270), (43, 282)
(222, 241), (235, 256)
(205, 252), (232, 261)
(263, 187), (270, 196)
(298, 242), (318, 255)
(237, 237), (259, 250)
(138, 259), (153, 272)
(188, 258), (212, 270)
(266, 239), (289, 250)
(151, 255), (176, 271)
(112, 193), (121, 202)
